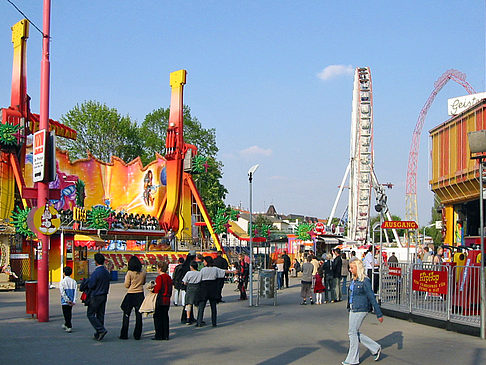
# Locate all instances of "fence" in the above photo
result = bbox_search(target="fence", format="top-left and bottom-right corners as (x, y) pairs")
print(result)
(379, 262), (481, 328)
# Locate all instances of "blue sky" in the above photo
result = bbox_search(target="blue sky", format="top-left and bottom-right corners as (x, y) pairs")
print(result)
(0, 1), (484, 226)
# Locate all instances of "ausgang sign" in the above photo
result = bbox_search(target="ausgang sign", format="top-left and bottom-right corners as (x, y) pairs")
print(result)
(448, 92), (486, 116)
(381, 221), (418, 229)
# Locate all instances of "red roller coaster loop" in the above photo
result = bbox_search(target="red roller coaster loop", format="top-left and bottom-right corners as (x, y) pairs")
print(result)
(405, 69), (476, 233)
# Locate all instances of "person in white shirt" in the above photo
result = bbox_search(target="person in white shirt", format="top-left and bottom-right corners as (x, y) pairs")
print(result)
(59, 266), (77, 333)
(182, 262), (202, 325)
(196, 256), (232, 327)
(363, 248), (375, 279)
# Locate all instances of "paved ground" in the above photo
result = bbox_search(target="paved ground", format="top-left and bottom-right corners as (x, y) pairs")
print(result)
(0, 274), (485, 365)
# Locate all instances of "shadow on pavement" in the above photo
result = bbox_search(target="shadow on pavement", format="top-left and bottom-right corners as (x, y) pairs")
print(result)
(256, 346), (320, 365)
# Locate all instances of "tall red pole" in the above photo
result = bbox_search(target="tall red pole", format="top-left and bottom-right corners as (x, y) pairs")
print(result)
(37, 0), (51, 322)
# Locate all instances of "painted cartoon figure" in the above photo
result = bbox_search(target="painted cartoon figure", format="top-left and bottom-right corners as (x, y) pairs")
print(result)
(143, 170), (155, 206)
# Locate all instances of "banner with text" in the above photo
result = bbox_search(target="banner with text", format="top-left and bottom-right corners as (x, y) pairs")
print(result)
(412, 269), (448, 294)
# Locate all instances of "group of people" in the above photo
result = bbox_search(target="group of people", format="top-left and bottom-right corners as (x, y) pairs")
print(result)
(59, 251), (234, 342)
(58, 248), (385, 364)
(297, 248), (349, 305)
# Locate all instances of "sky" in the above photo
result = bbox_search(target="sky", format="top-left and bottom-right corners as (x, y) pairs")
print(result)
(0, 1), (485, 227)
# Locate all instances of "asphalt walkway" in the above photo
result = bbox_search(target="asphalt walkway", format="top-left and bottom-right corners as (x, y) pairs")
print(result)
(0, 275), (484, 365)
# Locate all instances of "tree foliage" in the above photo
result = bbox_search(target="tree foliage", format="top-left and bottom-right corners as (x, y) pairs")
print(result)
(58, 101), (143, 162)
(139, 105), (217, 165)
(425, 195), (443, 245)
(59, 101), (227, 220)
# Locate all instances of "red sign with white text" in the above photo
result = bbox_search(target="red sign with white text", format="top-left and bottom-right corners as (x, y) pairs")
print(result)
(388, 266), (402, 276)
(381, 220), (418, 230)
(412, 269), (448, 294)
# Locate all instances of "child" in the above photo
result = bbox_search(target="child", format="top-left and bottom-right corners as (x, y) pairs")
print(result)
(314, 264), (326, 304)
(59, 266), (77, 333)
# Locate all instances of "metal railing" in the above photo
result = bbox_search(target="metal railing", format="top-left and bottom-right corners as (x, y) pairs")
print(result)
(380, 262), (481, 327)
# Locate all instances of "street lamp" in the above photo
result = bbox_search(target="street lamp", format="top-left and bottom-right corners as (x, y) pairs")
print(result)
(468, 130), (486, 340)
(248, 164), (259, 307)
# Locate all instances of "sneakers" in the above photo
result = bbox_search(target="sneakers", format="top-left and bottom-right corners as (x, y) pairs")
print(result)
(374, 347), (382, 361)
(300, 301), (307, 305)
(61, 324), (67, 330)
(97, 330), (108, 341)
(65, 327), (72, 333)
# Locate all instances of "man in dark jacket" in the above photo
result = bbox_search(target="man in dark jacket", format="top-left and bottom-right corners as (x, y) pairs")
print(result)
(213, 251), (229, 303)
(282, 251), (291, 288)
(332, 248), (343, 302)
(86, 253), (110, 340)
(172, 257), (186, 306)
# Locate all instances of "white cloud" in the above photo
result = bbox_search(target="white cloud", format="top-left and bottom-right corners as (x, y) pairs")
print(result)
(317, 64), (354, 81)
(239, 145), (273, 157)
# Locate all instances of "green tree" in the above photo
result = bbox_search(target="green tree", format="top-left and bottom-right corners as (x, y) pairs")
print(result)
(139, 105), (217, 164)
(58, 101), (143, 162)
(370, 214), (405, 243)
(425, 195), (443, 245)
(193, 156), (228, 218)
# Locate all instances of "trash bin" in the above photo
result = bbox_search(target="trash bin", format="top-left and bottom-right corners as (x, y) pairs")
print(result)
(258, 270), (277, 305)
(25, 281), (37, 317)
(110, 270), (118, 281)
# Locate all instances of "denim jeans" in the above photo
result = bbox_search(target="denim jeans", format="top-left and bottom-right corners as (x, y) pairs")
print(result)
(87, 294), (107, 335)
(344, 311), (380, 364)
(277, 272), (284, 289)
(341, 276), (348, 295)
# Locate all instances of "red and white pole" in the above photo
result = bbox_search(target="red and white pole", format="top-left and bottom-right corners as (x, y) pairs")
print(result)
(37, 0), (51, 322)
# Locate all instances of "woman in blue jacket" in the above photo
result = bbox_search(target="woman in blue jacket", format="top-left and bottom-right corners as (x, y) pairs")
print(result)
(342, 259), (383, 365)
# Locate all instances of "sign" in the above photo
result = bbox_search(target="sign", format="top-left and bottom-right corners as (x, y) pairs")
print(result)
(388, 266), (402, 276)
(33, 130), (47, 182)
(169, 263), (177, 278)
(412, 269), (448, 295)
(314, 222), (325, 234)
(381, 220), (418, 229)
(10, 253), (29, 259)
(448, 92), (486, 116)
(33, 205), (61, 235)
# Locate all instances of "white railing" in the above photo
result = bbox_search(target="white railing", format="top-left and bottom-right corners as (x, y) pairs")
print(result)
(379, 263), (480, 327)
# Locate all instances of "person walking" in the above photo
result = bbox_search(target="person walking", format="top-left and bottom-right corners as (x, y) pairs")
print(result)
(237, 254), (249, 300)
(180, 251), (196, 323)
(196, 256), (231, 327)
(59, 266), (77, 333)
(342, 259), (383, 365)
(119, 256), (146, 340)
(213, 250), (229, 303)
(300, 256), (314, 305)
(85, 253), (110, 341)
(276, 256), (285, 290)
(332, 248), (343, 301)
(282, 250), (291, 288)
(323, 253), (334, 303)
(152, 261), (173, 340)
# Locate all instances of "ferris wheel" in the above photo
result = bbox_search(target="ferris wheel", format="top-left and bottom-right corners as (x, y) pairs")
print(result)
(329, 67), (399, 244)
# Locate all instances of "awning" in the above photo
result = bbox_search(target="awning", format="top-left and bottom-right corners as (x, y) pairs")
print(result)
(74, 234), (106, 249)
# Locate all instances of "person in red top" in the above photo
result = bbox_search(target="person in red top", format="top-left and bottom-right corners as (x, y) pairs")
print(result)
(152, 261), (173, 340)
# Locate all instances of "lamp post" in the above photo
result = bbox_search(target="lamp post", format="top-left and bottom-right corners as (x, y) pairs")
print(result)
(248, 164), (259, 307)
(468, 130), (486, 340)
